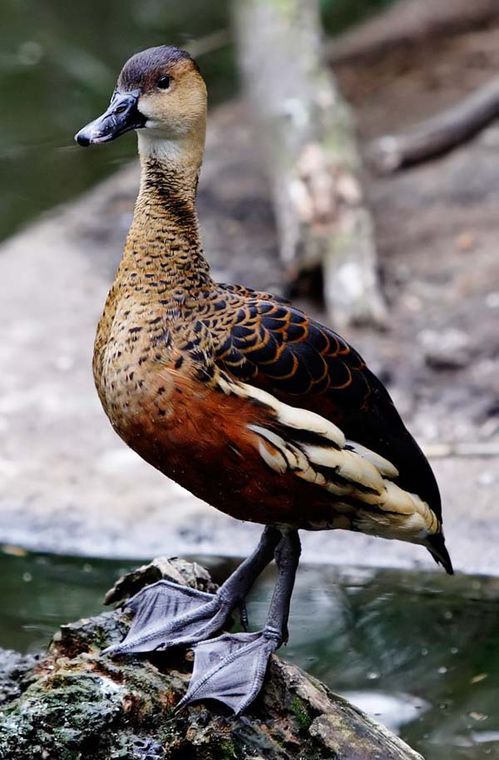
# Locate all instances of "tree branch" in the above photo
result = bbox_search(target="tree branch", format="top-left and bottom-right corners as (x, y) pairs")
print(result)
(368, 76), (499, 173)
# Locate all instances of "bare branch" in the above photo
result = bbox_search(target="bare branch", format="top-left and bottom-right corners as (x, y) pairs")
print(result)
(368, 76), (499, 173)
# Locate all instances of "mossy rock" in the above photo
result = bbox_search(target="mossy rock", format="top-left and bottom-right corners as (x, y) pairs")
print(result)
(0, 558), (422, 760)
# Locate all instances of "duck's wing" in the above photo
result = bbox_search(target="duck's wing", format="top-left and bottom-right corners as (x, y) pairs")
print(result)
(214, 298), (451, 571)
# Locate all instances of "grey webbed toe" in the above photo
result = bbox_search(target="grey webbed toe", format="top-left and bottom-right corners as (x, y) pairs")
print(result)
(178, 630), (279, 714)
(103, 580), (227, 655)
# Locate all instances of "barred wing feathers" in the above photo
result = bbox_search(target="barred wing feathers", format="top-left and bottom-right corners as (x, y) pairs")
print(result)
(215, 299), (452, 573)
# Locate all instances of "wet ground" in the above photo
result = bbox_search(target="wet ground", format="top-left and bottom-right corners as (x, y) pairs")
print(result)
(2, 547), (499, 760)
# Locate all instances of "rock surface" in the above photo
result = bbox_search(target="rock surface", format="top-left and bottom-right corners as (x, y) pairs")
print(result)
(0, 559), (423, 760)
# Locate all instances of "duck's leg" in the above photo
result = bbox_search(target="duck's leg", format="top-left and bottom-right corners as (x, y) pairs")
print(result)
(104, 526), (282, 655)
(178, 530), (301, 715)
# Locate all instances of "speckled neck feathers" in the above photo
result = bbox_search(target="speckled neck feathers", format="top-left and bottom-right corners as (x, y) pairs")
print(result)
(121, 153), (212, 302)
(133, 157), (207, 286)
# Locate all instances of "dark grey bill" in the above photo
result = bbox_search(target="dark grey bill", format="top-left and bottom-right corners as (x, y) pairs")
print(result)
(74, 89), (146, 146)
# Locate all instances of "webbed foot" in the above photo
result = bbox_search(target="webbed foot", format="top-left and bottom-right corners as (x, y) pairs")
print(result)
(178, 629), (280, 714)
(177, 530), (301, 714)
(103, 580), (228, 654)
(104, 527), (282, 656)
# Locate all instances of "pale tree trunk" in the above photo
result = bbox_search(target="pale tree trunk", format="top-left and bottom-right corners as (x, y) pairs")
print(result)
(233, 0), (387, 329)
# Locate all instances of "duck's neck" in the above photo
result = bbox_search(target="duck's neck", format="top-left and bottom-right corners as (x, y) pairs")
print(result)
(123, 132), (212, 297)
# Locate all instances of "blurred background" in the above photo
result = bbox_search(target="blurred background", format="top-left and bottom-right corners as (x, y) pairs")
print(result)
(1, 0), (499, 757)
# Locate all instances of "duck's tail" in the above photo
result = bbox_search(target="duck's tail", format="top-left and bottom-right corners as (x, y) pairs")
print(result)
(425, 532), (454, 575)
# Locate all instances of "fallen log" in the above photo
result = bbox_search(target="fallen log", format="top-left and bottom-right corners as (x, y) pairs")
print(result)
(368, 75), (499, 173)
(233, 0), (387, 328)
(0, 558), (423, 760)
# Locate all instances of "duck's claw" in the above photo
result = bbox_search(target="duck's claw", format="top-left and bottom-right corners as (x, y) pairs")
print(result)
(103, 580), (229, 655)
(178, 630), (279, 714)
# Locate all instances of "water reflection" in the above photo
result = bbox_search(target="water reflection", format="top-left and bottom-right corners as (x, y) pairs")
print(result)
(1, 548), (498, 759)
(279, 566), (499, 760)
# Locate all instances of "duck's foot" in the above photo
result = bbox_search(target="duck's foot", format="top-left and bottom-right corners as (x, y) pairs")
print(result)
(104, 526), (282, 656)
(179, 531), (301, 714)
(178, 629), (280, 715)
(103, 580), (228, 654)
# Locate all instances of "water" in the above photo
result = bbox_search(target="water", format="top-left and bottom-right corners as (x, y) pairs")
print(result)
(2, 547), (499, 760)
(0, 0), (235, 241)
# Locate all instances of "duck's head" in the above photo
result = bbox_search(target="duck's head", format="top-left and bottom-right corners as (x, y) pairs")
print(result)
(75, 46), (207, 155)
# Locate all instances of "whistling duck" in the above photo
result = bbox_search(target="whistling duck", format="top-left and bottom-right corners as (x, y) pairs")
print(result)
(75, 45), (453, 714)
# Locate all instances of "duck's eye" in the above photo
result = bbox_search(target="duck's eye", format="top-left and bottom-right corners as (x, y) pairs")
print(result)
(157, 75), (171, 90)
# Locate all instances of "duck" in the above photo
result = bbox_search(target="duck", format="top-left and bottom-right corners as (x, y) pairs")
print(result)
(75, 45), (453, 715)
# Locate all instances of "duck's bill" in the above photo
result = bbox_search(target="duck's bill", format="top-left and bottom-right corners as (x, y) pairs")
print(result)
(74, 89), (146, 146)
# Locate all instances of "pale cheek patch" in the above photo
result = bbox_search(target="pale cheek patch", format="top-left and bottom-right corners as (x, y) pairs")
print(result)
(138, 133), (185, 161)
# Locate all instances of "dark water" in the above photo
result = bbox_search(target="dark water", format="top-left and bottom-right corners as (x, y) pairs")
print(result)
(2, 548), (499, 760)
(0, 0), (395, 242)
(0, 0), (235, 241)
